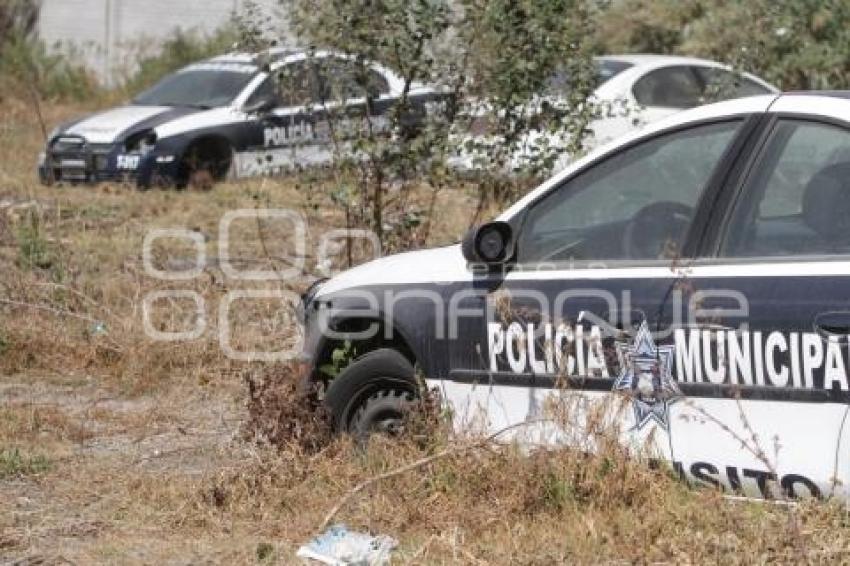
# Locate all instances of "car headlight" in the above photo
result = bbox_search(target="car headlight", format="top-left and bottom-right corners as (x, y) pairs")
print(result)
(125, 130), (158, 155)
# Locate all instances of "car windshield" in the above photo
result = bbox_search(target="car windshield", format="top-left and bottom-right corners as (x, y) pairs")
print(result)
(546, 59), (634, 93)
(133, 65), (258, 108)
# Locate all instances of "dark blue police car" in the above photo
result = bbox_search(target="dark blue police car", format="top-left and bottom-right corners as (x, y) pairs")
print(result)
(301, 92), (850, 500)
(38, 49), (438, 188)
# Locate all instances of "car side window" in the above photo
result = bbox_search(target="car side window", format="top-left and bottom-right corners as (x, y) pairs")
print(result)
(317, 57), (391, 100)
(632, 66), (703, 109)
(244, 76), (278, 107)
(276, 61), (320, 107)
(517, 120), (742, 264)
(694, 67), (773, 102)
(720, 120), (850, 258)
(366, 69), (391, 97)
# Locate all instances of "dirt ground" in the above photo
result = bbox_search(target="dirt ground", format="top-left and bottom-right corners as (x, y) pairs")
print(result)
(1, 376), (245, 562)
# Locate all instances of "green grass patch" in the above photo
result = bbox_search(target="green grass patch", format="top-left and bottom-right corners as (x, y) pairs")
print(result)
(0, 446), (51, 479)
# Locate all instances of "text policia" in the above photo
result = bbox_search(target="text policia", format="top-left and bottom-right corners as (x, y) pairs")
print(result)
(488, 322), (850, 393)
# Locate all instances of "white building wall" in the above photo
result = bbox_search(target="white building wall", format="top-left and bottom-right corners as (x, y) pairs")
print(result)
(38, 0), (287, 84)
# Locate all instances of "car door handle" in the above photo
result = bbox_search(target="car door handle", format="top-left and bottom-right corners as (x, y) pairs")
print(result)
(814, 312), (850, 340)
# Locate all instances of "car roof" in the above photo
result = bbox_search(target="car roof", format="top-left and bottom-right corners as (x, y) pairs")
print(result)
(200, 48), (430, 98)
(203, 48), (312, 67)
(204, 48), (366, 68)
(596, 53), (730, 68)
(784, 90), (850, 100)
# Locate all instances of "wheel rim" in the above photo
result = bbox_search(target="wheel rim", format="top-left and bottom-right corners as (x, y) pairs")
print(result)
(372, 412), (405, 436)
(351, 388), (415, 440)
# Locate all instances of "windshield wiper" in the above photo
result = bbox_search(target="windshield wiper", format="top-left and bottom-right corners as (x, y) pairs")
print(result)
(169, 103), (213, 110)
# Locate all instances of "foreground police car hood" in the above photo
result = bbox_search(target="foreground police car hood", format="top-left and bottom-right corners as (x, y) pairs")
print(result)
(316, 244), (468, 298)
(59, 104), (203, 144)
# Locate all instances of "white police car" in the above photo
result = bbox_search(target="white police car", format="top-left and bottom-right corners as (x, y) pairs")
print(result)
(38, 49), (438, 188)
(301, 92), (850, 501)
(452, 54), (778, 173)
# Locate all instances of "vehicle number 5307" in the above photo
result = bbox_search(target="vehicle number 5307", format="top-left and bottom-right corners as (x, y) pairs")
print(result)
(117, 154), (141, 170)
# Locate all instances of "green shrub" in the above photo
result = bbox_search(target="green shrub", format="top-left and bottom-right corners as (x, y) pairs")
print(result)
(595, 0), (850, 91)
(0, 447), (51, 479)
(0, 0), (38, 41)
(1, 0), (99, 101)
(16, 209), (63, 283)
(0, 21), (236, 103)
(0, 32), (100, 102)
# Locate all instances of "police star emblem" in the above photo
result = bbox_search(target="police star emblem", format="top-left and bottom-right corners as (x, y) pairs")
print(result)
(612, 320), (682, 430)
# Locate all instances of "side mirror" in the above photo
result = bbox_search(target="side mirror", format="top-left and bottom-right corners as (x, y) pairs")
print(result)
(461, 221), (515, 266)
(243, 95), (278, 115)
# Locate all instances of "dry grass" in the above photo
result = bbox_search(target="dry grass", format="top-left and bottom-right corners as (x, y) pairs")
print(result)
(2, 96), (850, 564)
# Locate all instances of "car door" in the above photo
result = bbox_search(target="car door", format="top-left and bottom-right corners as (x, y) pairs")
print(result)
(667, 101), (850, 499)
(442, 116), (756, 457)
(233, 60), (324, 177)
(307, 56), (395, 160)
(258, 60), (328, 170)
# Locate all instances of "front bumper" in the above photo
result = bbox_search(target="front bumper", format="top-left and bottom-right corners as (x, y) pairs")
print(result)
(40, 137), (129, 184)
(38, 136), (180, 187)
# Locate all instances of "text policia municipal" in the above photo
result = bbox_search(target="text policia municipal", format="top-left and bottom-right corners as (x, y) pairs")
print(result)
(488, 323), (850, 391)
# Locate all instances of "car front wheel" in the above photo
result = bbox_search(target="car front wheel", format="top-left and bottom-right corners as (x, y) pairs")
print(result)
(323, 348), (419, 441)
(179, 138), (233, 190)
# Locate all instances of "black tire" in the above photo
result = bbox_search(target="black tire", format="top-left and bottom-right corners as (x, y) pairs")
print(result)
(179, 139), (232, 190)
(323, 348), (418, 437)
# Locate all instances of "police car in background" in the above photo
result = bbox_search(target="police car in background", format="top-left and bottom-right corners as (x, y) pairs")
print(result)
(302, 92), (850, 501)
(38, 49), (439, 188)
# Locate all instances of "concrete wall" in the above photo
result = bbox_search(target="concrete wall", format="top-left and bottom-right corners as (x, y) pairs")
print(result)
(37, 0), (286, 84)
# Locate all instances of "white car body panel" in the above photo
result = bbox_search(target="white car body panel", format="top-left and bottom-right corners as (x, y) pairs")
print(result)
(436, 382), (674, 460)
(154, 107), (248, 140)
(65, 105), (172, 143)
(671, 396), (848, 499)
(316, 244), (470, 298)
